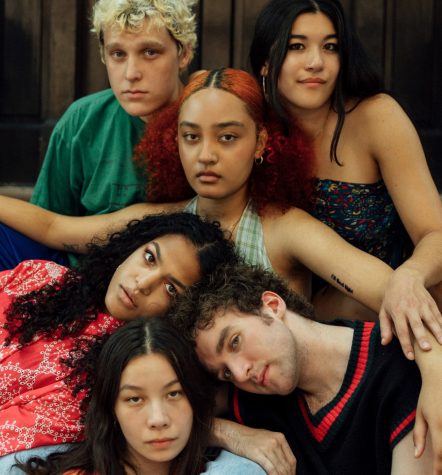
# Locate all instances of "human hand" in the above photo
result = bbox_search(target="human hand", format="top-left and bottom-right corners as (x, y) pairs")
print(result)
(379, 267), (442, 359)
(213, 418), (296, 475)
(413, 379), (442, 474)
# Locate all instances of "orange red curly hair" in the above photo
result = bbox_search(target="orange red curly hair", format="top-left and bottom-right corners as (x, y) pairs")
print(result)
(135, 68), (315, 214)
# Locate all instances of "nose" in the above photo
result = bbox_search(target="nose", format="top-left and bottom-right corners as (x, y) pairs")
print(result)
(147, 400), (170, 429)
(230, 357), (252, 384)
(198, 140), (218, 165)
(305, 47), (324, 72)
(125, 56), (142, 81)
(135, 269), (160, 296)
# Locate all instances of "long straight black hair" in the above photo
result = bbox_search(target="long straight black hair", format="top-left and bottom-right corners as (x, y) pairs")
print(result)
(250, 0), (383, 163)
(18, 317), (214, 475)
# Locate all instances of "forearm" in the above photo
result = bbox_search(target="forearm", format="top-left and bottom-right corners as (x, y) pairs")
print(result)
(210, 417), (297, 474)
(0, 195), (185, 253)
(210, 417), (244, 449)
(414, 329), (442, 377)
(51, 201), (187, 253)
(398, 231), (442, 288)
(0, 195), (59, 247)
(314, 250), (392, 313)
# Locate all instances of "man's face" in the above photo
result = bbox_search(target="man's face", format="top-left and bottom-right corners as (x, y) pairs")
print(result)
(103, 19), (190, 122)
(195, 308), (299, 395)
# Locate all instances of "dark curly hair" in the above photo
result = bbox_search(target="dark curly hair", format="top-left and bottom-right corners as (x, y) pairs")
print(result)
(135, 68), (315, 213)
(4, 212), (237, 346)
(170, 262), (315, 343)
(250, 0), (382, 164)
(16, 317), (214, 475)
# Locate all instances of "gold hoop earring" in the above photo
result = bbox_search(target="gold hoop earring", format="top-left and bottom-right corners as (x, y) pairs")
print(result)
(261, 75), (267, 96)
(255, 155), (264, 166)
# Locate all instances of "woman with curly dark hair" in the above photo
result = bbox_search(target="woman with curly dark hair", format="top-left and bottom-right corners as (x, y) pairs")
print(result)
(0, 212), (237, 471)
(16, 318), (216, 475)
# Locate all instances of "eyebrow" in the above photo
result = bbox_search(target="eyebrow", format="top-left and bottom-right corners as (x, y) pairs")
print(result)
(119, 379), (181, 392)
(105, 40), (165, 51)
(179, 121), (246, 129)
(216, 325), (232, 355)
(289, 34), (338, 41)
(152, 241), (186, 291)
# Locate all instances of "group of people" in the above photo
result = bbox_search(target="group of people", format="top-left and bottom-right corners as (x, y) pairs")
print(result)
(1, 0), (442, 474)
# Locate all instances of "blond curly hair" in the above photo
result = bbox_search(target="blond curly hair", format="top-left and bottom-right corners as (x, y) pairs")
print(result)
(92, 0), (198, 62)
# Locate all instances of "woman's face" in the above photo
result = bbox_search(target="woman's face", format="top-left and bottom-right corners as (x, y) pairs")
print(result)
(115, 352), (193, 471)
(178, 88), (267, 201)
(276, 12), (340, 116)
(105, 234), (200, 319)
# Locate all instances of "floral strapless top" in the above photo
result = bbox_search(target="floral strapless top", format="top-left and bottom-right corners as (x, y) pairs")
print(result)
(310, 179), (409, 268)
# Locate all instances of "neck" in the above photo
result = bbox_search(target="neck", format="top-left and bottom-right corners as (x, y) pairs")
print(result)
(288, 101), (333, 141)
(286, 314), (353, 411)
(196, 188), (249, 234)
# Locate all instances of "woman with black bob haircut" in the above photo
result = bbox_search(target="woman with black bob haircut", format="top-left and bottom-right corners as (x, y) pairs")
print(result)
(17, 317), (215, 475)
(0, 212), (236, 470)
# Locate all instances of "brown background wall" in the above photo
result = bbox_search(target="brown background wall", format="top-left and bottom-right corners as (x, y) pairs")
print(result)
(1, 0), (441, 190)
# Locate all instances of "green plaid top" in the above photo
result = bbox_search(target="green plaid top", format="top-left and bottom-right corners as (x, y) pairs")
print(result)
(185, 197), (273, 271)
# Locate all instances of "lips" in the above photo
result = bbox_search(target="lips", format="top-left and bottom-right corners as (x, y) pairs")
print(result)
(147, 438), (176, 449)
(299, 77), (326, 85)
(196, 171), (221, 183)
(259, 365), (269, 386)
(120, 285), (137, 309)
(123, 90), (147, 99)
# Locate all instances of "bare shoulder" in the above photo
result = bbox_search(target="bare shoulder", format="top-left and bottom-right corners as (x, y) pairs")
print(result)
(262, 207), (323, 245)
(262, 205), (311, 227)
(348, 94), (419, 158)
(351, 93), (407, 123)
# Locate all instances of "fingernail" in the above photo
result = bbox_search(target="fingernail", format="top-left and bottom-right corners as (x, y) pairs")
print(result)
(414, 447), (419, 457)
(407, 351), (415, 360)
(381, 338), (386, 345)
(421, 340), (430, 350)
(438, 336), (442, 345)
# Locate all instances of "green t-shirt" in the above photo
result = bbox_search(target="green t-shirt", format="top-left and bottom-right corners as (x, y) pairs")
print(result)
(31, 89), (147, 216)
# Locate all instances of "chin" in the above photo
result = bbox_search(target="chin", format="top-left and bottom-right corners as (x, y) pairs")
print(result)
(119, 102), (155, 119)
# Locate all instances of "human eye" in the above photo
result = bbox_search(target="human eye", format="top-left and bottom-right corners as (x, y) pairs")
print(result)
(144, 48), (158, 58)
(222, 367), (232, 380)
(167, 389), (184, 400)
(230, 335), (240, 350)
(220, 133), (237, 143)
(125, 395), (142, 405)
(288, 42), (305, 51)
(182, 132), (199, 142)
(165, 282), (178, 297)
(144, 249), (156, 265)
(324, 42), (339, 52)
(110, 50), (126, 60)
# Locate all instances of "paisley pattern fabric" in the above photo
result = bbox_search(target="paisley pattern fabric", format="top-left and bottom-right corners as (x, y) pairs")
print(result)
(0, 260), (121, 456)
(311, 179), (408, 268)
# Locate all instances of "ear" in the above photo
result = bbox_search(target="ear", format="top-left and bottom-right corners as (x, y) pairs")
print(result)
(260, 63), (269, 77)
(261, 291), (286, 321)
(178, 45), (192, 71)
(255, 127), (268, 158)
